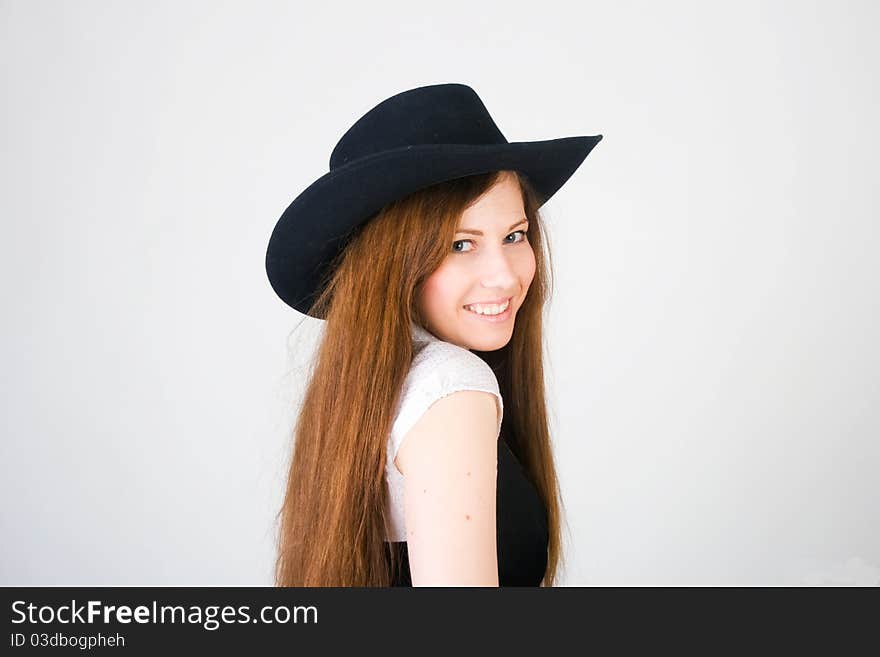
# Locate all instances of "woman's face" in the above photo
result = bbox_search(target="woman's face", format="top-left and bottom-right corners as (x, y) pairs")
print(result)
(417, 173), (536, 351)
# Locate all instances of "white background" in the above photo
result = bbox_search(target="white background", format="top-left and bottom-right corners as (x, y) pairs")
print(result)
(2, 0), (877, 585)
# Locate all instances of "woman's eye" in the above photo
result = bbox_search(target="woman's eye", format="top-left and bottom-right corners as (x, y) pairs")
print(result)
(452, 230), (528, 253)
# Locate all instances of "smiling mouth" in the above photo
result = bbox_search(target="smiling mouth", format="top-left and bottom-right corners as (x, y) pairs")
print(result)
(462, 297), (512, 316)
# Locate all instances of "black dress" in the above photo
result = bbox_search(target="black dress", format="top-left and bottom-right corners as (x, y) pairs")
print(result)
(384, 428), (549, 586)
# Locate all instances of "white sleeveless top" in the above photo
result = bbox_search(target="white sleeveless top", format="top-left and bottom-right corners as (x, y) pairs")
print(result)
(384, 322), (504, 542)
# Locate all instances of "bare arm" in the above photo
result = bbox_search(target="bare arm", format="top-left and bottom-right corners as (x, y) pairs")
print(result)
(394, 389), (500, 586)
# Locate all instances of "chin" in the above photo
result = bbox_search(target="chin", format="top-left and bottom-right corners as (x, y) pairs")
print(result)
(465, 329), (513, 352)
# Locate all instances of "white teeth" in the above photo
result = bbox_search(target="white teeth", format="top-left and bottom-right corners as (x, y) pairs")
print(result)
(464, 299), (510, 315)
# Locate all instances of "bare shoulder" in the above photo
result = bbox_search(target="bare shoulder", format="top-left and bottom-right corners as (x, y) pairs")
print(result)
(394, 389), (499, 477)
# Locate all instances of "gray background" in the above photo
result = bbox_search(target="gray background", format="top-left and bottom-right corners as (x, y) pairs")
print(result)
(2, 0), (877, 585)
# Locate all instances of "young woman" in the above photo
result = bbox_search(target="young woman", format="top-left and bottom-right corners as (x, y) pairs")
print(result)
(265, 83), (602, 586)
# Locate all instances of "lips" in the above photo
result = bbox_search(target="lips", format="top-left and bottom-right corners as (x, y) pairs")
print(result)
(463, 296), (511, 306)
(462, 297), (513, 321)
(462, 297), (511, 315)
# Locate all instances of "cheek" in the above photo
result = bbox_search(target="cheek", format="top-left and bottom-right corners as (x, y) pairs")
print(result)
(419, 266), (459, 315)
(519, 247), (537, 289)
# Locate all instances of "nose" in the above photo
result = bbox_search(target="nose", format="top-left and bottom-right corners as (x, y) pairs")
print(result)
(478, 243), (518, 293)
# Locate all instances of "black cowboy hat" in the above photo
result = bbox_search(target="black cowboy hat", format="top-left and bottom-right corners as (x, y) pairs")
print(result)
(265, 82), (602, 317)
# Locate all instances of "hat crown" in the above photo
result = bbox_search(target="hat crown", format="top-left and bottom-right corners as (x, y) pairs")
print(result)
(329, 83), (508, 170)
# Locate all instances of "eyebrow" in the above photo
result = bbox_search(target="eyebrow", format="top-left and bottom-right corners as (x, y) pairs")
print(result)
(455, 219), (528, 236)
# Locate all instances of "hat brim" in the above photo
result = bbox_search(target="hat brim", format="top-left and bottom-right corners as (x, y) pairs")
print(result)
(266, 134), (602, 315)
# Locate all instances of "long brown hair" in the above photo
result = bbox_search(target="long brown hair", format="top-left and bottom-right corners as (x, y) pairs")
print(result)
(274, 169), (566, 586)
